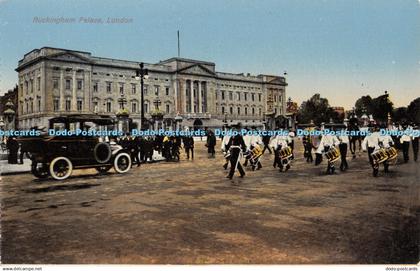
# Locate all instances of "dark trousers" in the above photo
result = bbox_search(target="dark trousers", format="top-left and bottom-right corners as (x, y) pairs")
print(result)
(185, 147), (194, 159)
(402, 142), (410, 162)
(412, 138), (419, 162)
(367, 147), (378, 176)
(304, 143), (313, 163)
(324, 146), (334, 174)
(339, 143), (348, 171)
(228, 148), (245, 178)
(262, 143), (272, 154)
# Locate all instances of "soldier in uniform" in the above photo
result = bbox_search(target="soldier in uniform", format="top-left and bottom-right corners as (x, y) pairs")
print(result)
(316, 129), (340, 174)
(183, 135), (194, 160)
(226, 124), (247, 183)
(221, 127), (232, 170)
(270, 130), (292, 172)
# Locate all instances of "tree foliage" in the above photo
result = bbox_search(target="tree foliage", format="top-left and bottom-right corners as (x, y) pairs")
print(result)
(297, 94), (340, 125)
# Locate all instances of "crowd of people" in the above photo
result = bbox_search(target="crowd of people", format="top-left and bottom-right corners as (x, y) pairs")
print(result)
(2, 121), (418, 183)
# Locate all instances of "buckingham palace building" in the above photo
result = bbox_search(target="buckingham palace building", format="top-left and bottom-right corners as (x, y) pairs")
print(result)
(15, 47), (287, 130)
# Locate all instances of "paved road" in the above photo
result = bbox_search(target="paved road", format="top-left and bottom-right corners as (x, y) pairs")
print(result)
(1, 142), (419, 264)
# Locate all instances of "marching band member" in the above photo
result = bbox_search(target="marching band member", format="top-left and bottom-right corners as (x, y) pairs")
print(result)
(378, 126), (394, 173)
(221, 127), (232, 170)
(337, 128), (349, 171)
(362, 125), (381, 177)
(242, 128), (252, 167)
(226, 125), (247, 183)
(249, 127), (263, 170)
(270, 130), (292, 172)
(400, 125), (411, 163)
(316, 130), (340, 174)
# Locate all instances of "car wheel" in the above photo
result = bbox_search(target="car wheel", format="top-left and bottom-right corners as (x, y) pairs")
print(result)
(31, 161), (49, 178)
(96, 165), (112, 174)
(49, 157), (73, 180)
(113, 152), (131, 173)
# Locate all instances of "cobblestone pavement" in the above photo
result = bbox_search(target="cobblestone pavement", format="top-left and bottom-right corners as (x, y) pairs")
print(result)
(1, 142), (419, 264)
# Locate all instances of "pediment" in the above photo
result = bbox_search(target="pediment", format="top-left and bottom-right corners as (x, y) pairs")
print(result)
(267, 77), (286, 85)
(178, 64), (215, 76)
(47, 52), (92, 64)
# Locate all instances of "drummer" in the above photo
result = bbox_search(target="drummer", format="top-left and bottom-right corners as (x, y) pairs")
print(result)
(221, 126), (232, 170)
(270, 129), (292, 172)
(249, 127), (263, 170)
(379, 124), (394, 173)
(316, 128), (340, 174)
(362, 125), (381, 177)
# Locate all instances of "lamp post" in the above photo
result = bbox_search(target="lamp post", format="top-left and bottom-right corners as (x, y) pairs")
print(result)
(135, 62), (149, 130)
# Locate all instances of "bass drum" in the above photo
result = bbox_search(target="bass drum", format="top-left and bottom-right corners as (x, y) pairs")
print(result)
(94, 142), (112, 164)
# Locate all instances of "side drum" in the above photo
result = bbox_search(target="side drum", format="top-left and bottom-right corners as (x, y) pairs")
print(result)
(325, 147), (341, 163)
(371, 148), (388, 164)
(279, 146), (293, 160)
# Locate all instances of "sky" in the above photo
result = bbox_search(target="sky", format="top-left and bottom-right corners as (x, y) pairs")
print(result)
(0, 0), (419, 110)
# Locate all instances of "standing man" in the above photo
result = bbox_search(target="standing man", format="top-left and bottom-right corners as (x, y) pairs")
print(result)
(221, 127), (232, 170)
(226, 124), (247, 182)
(183, 135), (194, 160)
(206, 130), (217, 158)
(270, 130), (292, 172)
(302, 131), (313, 163)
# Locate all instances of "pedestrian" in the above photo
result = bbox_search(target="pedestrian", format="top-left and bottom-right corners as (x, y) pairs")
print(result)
(206, 130), (216, 158)
(302, 133), (313, 163)
(130, 136), (141, 167)
(6, 137), (19, 164)
(183, 135), (194, 159)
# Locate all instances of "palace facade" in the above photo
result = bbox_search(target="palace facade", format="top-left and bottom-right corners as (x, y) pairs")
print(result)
(16, 47), (287, 130)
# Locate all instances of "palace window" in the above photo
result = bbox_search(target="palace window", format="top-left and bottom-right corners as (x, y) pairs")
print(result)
(53, 79), (59, 89)
(245, 107), (248, 115)
(166, 104), (170, 114)
(106, 101), (112, 113)
(53, 99), (59, 111)
(229, 91), (233, 100)
(65, 79), (71, 90)
(65, 100), (71, 111)
(244, 93), (248, 101)
(38, 99), (41, 112)
(258, 93), (261, 102)
(77, 80), (83, 90)
(222, 106), (225, 114)
(252, 93), (255, 102)
(144, 102), (149, 113)
(25, 81), (28, 94)
(131, 84), (136, 95)
(93, 82), (98, 92)
(30, 79), (33, 93)
(237, 107), (240, 115)
(131, 102), (137, 113)
(221, 91), (225, 100)
(119, 83), (124, 94)
(252, 108), (255, 115)
(106, 82), (112, 93)
(237, 92), (241, 101)
(165, 87), (170, 95)
(259, 108), (262, 116)
(155, 85), (159, 96)
(229, 107), (233, 115)
(144, 85), (148, 95)
(77, 100), (83, 111)
(93, 101), (99, 113)
(37, 77), (41, 91)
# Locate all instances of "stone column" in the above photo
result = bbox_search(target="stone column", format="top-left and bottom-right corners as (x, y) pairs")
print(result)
(71, 70), (77, 111)
(182, 79), (187, 113)
(198, 81), (202, 114)
(190, 80), (194, 113)
(173, 78), (178, 113)
(60, 69), (64, 111)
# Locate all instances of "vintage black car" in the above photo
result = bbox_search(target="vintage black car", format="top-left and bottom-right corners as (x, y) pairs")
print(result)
(18, 114), (132, 180)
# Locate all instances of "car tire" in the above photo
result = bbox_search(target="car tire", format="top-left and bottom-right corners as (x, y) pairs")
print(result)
(113, 152), (131, 174)
(94, 142), (112, 164)
(49, 157), (73, 180)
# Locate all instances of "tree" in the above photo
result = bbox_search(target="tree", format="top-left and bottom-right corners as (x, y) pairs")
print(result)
(392, 107), (408, 123)
(297, 94), (338, 125)
(371, 93), (393, 122)
(407, 97), (420, 124)
(354, 95), (373, 117)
